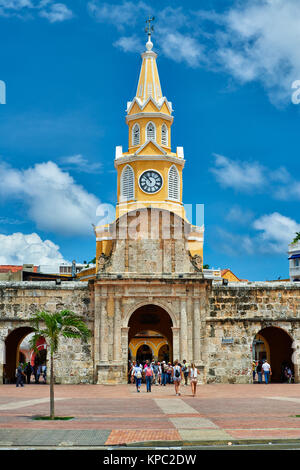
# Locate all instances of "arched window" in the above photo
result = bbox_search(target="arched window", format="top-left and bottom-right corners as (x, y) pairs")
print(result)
(132, 123), (140, 146)
(146, 122), (156, 141)
(121, 165), (134, 201)
(168, 165), (180, 201)
(161, 124), (168, 146)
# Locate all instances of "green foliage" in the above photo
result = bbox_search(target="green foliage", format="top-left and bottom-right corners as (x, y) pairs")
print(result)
(203, 264), (210, 269)
(292, 232), (300, 244)
(29, 309), (91, 353)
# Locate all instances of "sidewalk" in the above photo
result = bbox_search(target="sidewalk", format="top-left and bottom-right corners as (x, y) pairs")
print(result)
(1, 383), (300, 447)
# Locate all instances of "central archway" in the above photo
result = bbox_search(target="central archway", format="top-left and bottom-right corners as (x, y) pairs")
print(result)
(128, 304), (173, 365)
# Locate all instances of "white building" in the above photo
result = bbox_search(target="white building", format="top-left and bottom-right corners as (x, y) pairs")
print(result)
(289, 241), (300, 282)
(37, 262), (87, 276)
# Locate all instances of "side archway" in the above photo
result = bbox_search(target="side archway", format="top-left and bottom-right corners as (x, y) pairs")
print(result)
(253, 326), (295, 383)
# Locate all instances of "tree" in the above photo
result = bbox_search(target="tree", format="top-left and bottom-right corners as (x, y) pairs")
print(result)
(292, 232), (300, 244)
(203, 264), (210, 269)
(29, 310), (90, 420)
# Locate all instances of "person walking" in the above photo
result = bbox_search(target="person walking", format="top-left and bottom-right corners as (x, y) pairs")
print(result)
(256, 360), (263, 383)
(189, 363), (200, 397)
(262, 359), (271, 384)
(16, 363), (25, 388)
(152, 361), (159, 385)
(172, 360), (182, 396)
(24, 362), (32, 384)
(167, 362), (173, 384)
(42, 364), (47, 383)
(161, 361), (167, 386)
(182, 360), (189, 386)
(252, 360), (256, 383)
(145, 363), (154, 392)
(133, 362), (143, 392)
(157, 362), (162, 385)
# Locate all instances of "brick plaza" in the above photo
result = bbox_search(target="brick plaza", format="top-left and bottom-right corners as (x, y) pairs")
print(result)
(1, 383), (300, 447)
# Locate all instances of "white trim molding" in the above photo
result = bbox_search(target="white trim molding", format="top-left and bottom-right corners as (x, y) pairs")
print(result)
(114, 154), (185, 168)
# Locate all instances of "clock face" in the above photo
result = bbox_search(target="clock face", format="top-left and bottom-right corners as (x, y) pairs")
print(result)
(139, 170), (163, 194)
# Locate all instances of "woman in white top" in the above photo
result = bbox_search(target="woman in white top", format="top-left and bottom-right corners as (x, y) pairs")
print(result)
(189, 363), (200, 397)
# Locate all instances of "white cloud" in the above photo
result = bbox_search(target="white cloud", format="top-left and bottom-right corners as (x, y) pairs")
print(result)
(0, 161), (100, 236)
(253, 212), (300, 253)
(159, 32), (204, 68)
(60, 154), (102, 174)
(211, 154), (300, 200)
(114, 35), (143, 53)
(93, 0), (300, 105)
(0, 0), (73, 21)
(212, 0), (300, 105)
(39, 2), (73, 22)
(0, 232), (67, 265)
(211, 154), (266, 192)
(87, 0), (150, 30)
(218, 211), (300, 257)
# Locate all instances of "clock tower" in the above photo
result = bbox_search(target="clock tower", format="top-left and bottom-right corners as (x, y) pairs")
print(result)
(93, 22), (204, 275)
(115, 27), (185, 220)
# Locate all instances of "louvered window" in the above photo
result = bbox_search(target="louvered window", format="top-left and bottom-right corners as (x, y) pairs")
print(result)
(161, 124), (168, 146)
(168, 165), (180, 201)
(121, 165), (134, 201)
(132, 124), (140, 146)
(146, 122), (156, 141)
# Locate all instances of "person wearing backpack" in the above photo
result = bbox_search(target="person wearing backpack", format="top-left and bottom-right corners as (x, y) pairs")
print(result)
(172, 360), (183, 396)
(145, 363), (154, 392)
(133, 362), (143, 392)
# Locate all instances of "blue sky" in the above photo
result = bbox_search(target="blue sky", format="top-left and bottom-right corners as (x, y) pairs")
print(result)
(0, 0), (299, 281)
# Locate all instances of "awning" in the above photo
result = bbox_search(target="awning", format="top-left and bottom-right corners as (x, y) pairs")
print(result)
(289, 254), (300, 260)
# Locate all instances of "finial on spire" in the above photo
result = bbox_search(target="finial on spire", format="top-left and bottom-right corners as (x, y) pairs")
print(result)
(145, 16), (155, 51)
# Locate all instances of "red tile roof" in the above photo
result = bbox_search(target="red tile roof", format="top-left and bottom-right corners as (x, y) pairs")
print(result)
(0, 265), (38, 273)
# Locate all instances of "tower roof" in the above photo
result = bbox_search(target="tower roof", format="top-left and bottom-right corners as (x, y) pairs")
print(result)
(126, 29), (172, 115)
(135, 36), (163, 104)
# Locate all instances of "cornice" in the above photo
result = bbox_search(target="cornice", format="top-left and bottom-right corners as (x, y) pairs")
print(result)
(114, 154), (185, 168)
(126, 112), (173, 123)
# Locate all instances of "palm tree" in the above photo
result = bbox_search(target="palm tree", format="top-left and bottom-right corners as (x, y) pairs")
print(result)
(29, 309), (90, 420)
(292, 232), (300, 244)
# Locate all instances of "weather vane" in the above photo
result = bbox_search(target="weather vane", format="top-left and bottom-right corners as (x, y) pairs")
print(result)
(145, 16), (155, 39)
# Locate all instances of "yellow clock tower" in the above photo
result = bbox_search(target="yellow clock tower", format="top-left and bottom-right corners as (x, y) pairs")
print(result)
(115, 28), (185, 220)
(82, 22), (205, 279)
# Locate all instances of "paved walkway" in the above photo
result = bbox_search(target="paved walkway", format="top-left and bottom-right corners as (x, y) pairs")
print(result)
(1, 383), (300, 446)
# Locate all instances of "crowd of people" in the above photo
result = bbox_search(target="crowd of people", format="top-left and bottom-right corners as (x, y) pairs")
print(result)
(252, 359), (294, 384)
(128, 359), (200, 397)
(15, 362), (47, 387)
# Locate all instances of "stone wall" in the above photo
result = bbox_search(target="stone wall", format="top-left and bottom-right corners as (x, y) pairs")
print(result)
(0, 282), (94, 384)
(0, 279), (300, 385)
(205, 282), (300, 384)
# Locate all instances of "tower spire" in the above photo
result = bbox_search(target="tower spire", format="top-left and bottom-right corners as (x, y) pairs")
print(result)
(134, 16), (163, 103)
(145, 16), (155, 51)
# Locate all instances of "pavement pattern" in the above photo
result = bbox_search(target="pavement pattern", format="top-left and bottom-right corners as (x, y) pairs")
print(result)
(1, 382), (300, 446)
